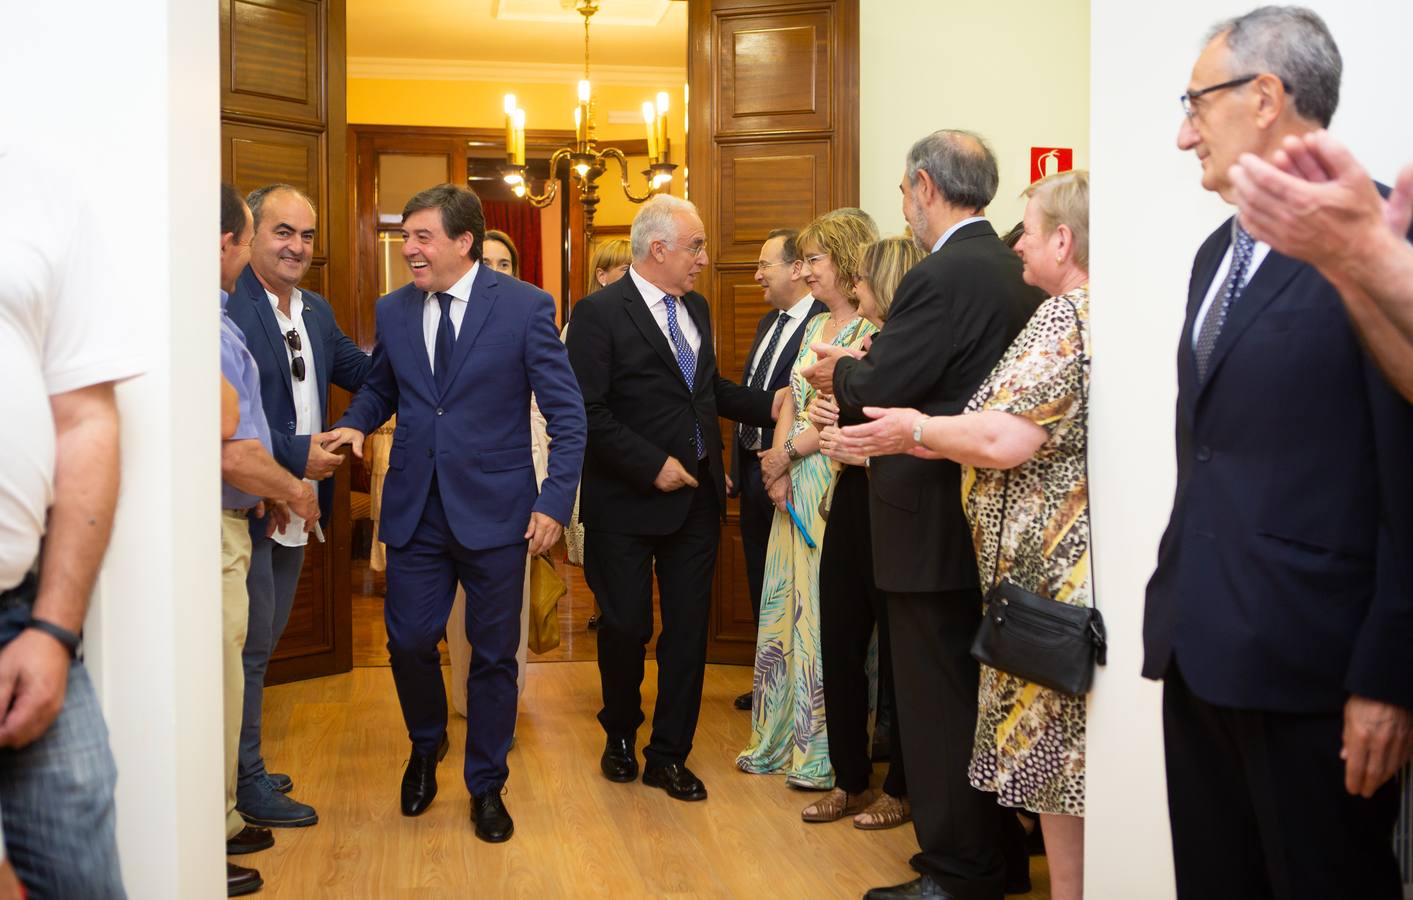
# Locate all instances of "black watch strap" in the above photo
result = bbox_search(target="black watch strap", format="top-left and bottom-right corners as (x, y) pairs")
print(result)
(27, 617), (80, 658)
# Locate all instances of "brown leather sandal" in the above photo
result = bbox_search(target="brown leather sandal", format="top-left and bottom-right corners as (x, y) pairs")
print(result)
(801, 787), (875, 823)
(852, 793), (912, 830)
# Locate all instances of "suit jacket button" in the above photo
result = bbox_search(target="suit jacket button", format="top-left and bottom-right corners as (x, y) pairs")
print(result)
(1196, 446), (1212, 462)
(426, 449), (435, 458)
(436, 407), (444, 416)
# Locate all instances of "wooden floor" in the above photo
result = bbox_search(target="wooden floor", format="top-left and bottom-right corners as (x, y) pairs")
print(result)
(255, 660), (1051, 898)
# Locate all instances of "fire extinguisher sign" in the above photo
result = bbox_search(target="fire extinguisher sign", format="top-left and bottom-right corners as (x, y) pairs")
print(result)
(1030, 148), (1073, 182)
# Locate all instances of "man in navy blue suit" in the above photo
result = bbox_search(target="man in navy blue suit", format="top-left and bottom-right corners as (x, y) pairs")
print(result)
(726, 228), (823, 710)
(325, 184), (585, 843)
(224, 184), (371, 831)
(1145, 8), (1413, 897)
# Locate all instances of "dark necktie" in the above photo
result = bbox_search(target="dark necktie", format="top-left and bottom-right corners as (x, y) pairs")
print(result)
(1194, 224), (1256, 383)
(663, 295), (704, 459)
(435, 291), (456, 392)
(739, 311), (790, 450)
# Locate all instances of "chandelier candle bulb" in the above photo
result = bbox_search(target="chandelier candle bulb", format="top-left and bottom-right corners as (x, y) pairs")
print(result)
(503, 94), (517, 162)
(574, 107), (583, 147)
(656, 91), (670, 161)
(642, 101), (658, 162)
(513, 108), (526, 166)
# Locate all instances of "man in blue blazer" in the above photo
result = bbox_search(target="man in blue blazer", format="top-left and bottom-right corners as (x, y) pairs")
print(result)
(726, 228), (824, 710)
(1145, 10), (1413, 898)
(224, 184), (371, 831)
(325, 184), (585, 843)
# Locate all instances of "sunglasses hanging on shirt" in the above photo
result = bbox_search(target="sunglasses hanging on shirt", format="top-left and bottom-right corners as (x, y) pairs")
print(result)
(285, 329), (306, 381)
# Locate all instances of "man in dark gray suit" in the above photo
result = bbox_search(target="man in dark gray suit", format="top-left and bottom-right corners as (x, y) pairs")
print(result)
(727, 228), (825, 710)
(806, 130), (1042, 900)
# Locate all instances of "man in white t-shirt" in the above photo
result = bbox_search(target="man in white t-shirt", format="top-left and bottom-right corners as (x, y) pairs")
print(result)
(0, 147), (144, 897)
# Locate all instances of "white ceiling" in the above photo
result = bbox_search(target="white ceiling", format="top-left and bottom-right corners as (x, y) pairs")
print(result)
(347, 0), (688, 72)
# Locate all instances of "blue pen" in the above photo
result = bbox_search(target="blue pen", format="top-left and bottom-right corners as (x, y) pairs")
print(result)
(785, 499), (817, 549)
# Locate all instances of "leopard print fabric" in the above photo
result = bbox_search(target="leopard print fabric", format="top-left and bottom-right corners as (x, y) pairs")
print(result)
(961, 287), (1091, 817)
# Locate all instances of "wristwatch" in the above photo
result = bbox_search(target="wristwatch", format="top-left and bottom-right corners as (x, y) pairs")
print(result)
(27, 617), (80, 658)
(912, 414), (931, 446)
(784, 437), (803, 461)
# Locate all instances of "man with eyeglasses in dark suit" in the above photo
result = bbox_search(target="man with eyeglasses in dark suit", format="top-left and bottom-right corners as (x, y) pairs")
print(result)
(223, 183), (371, 834)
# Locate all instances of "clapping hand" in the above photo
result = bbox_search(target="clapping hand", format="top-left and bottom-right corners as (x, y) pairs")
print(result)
(1228, 130), (1413, 270)
(834, 407), (926, 459)
(800, 343), (864, 392)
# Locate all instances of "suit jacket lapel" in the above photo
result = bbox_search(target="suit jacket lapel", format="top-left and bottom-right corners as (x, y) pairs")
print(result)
(1178, 242), (1223, 422)
(741, 313), (773, 382)
(303, 304), (328, 398)
(241, 268), (295, 407)
(1198, 250), (1302, 397)
(683, 293), (713, 390)
(402, 287), (436, 397)
(622, 281), (688, 392)
(769, 299), (825, 386)
(442, 266), (498, 394)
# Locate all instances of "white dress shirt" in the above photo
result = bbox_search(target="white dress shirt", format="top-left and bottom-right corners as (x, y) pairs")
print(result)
(739, 293), (816, 450)
(422, 262), (479, 370)
(1191, 223), (1272, 349)
(629, 265), (701, 355)
(267, 288), (321, 548)
(931, 215), (990, 253)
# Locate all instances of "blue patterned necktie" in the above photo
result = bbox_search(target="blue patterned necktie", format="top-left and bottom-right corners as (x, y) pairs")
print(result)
(1194, 224), (1256, 383)
(435, 291), (456, 392)
(663, 294), (704, 459)
(739, 311), (790, 450)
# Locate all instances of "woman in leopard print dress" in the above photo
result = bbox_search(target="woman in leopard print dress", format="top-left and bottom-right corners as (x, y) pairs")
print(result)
(826, 170), (1091, 900)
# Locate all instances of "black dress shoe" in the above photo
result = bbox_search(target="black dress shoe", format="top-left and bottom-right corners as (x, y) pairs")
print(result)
(642, 762), (707, 801)
(863, 876), (955, 899)
(600, 735), (638, 783)
(471, 790), (515, 843)
(400, 733), (450, 817)
(226, 825), (274, 855)
(227, 861), (263, 897)
(733, 691), (752, 710)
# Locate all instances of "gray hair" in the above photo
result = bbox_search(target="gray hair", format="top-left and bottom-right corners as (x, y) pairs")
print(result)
(1207, 6), (1341, 127)
(905, 130), (999, 211)
(630, 194), (700, 260)
(245, 183), (316, 231)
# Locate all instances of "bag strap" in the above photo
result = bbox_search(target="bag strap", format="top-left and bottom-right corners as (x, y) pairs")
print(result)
(986, 293), (1094, 614)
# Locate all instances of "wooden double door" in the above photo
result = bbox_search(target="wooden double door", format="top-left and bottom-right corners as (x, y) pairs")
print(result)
(218, 0), (859, 681)
(695, 0), (860, 664)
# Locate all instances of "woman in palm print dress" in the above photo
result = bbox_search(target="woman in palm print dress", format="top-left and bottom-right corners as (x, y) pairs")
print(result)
(737, 211), (878, 788)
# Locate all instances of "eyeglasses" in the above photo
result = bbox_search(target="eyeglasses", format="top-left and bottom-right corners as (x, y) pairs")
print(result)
(1180, 73), (1290, 118)
(755, 259), (788, 271)
(803, 253), (830, 267)
(670, 240), (708, 258)
(285, 329), (306, 381)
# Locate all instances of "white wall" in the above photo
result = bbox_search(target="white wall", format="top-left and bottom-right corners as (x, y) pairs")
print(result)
(859, 0), (1091, 235)
(1087, 2), (1413, 897)
(0, 2), (223, 897)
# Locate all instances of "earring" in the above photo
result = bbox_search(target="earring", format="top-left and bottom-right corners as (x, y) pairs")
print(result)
(1055, 255), (1063, 263)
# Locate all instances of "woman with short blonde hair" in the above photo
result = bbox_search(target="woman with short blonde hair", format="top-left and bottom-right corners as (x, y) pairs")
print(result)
(589, 238), (632, 289)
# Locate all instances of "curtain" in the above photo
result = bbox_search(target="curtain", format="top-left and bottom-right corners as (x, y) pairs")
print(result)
(483, 200), (543, 287)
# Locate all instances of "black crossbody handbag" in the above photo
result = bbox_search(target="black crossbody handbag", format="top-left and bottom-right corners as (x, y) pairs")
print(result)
(969, 297), (1106, 695)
